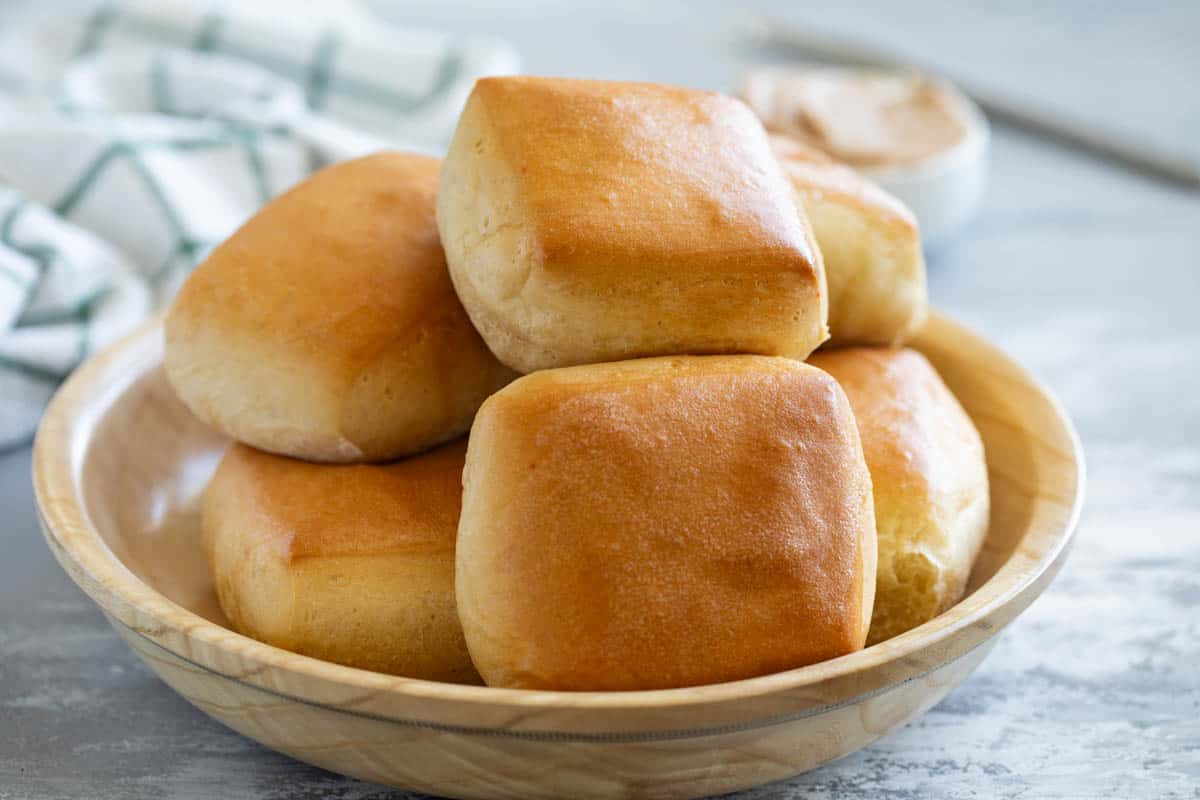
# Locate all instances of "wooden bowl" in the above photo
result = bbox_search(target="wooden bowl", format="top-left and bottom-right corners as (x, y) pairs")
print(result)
(33, 311), (1083, 800)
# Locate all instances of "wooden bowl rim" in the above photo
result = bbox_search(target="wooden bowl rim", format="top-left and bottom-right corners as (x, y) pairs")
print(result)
(32, 310), (1084, 725)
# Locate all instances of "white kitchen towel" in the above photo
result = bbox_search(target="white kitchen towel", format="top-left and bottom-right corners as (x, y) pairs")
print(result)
(0, 0), (518, 449)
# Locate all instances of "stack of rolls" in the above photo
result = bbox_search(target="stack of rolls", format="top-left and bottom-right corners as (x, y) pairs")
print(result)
(167, 152), (511, 683)
(165, 75), (989, 691)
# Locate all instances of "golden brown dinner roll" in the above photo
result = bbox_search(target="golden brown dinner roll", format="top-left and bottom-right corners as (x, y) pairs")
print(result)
(771, 134), (928, 347)
(203, 439), (480, 683)
(165, 152), (514, 463)
(457, 355), (876, 691)
(437, 77), (829, 374)
(809, 348), (989, 644)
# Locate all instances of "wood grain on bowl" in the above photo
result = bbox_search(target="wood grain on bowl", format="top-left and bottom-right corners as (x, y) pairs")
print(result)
(32, 312), (1083, 800)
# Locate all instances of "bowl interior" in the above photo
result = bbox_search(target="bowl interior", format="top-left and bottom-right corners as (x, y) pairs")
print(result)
(75, 313), (1042, 663)
(79, 360), (230, 627)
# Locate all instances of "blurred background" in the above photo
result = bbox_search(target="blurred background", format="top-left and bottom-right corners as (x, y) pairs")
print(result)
(381, 0), (1199, 149)
(1, 2), (1197, 799)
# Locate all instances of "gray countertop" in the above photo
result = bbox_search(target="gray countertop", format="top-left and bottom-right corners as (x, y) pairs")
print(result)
(2, 2), (1199, 798)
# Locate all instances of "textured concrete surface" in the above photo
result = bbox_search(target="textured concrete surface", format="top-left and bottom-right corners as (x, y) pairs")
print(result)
(3, 1), (1199, 798)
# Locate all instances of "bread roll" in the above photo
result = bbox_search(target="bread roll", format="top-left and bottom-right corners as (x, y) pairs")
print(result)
(203, 439), (480, 683)
(771, 134), (927, 347)
(457, 355), (876, 691)
(809, 348), (989, 644)
(166, 152), (514, 463)
(437, 77), (829, 374)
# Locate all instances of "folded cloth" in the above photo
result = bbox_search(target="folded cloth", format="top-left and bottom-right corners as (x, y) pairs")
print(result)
(0, 0), (518, 449)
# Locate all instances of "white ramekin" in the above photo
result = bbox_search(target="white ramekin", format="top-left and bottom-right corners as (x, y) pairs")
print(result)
(860, 83), (990, 248)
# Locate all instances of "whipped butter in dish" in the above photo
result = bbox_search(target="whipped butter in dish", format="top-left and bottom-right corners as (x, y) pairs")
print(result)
(741, 68), (971, 167)
(741, 67), (989, 245)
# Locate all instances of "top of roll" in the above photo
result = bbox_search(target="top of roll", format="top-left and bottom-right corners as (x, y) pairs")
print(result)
(437, 76), (829, 373)
(165, 152), (513, 463)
